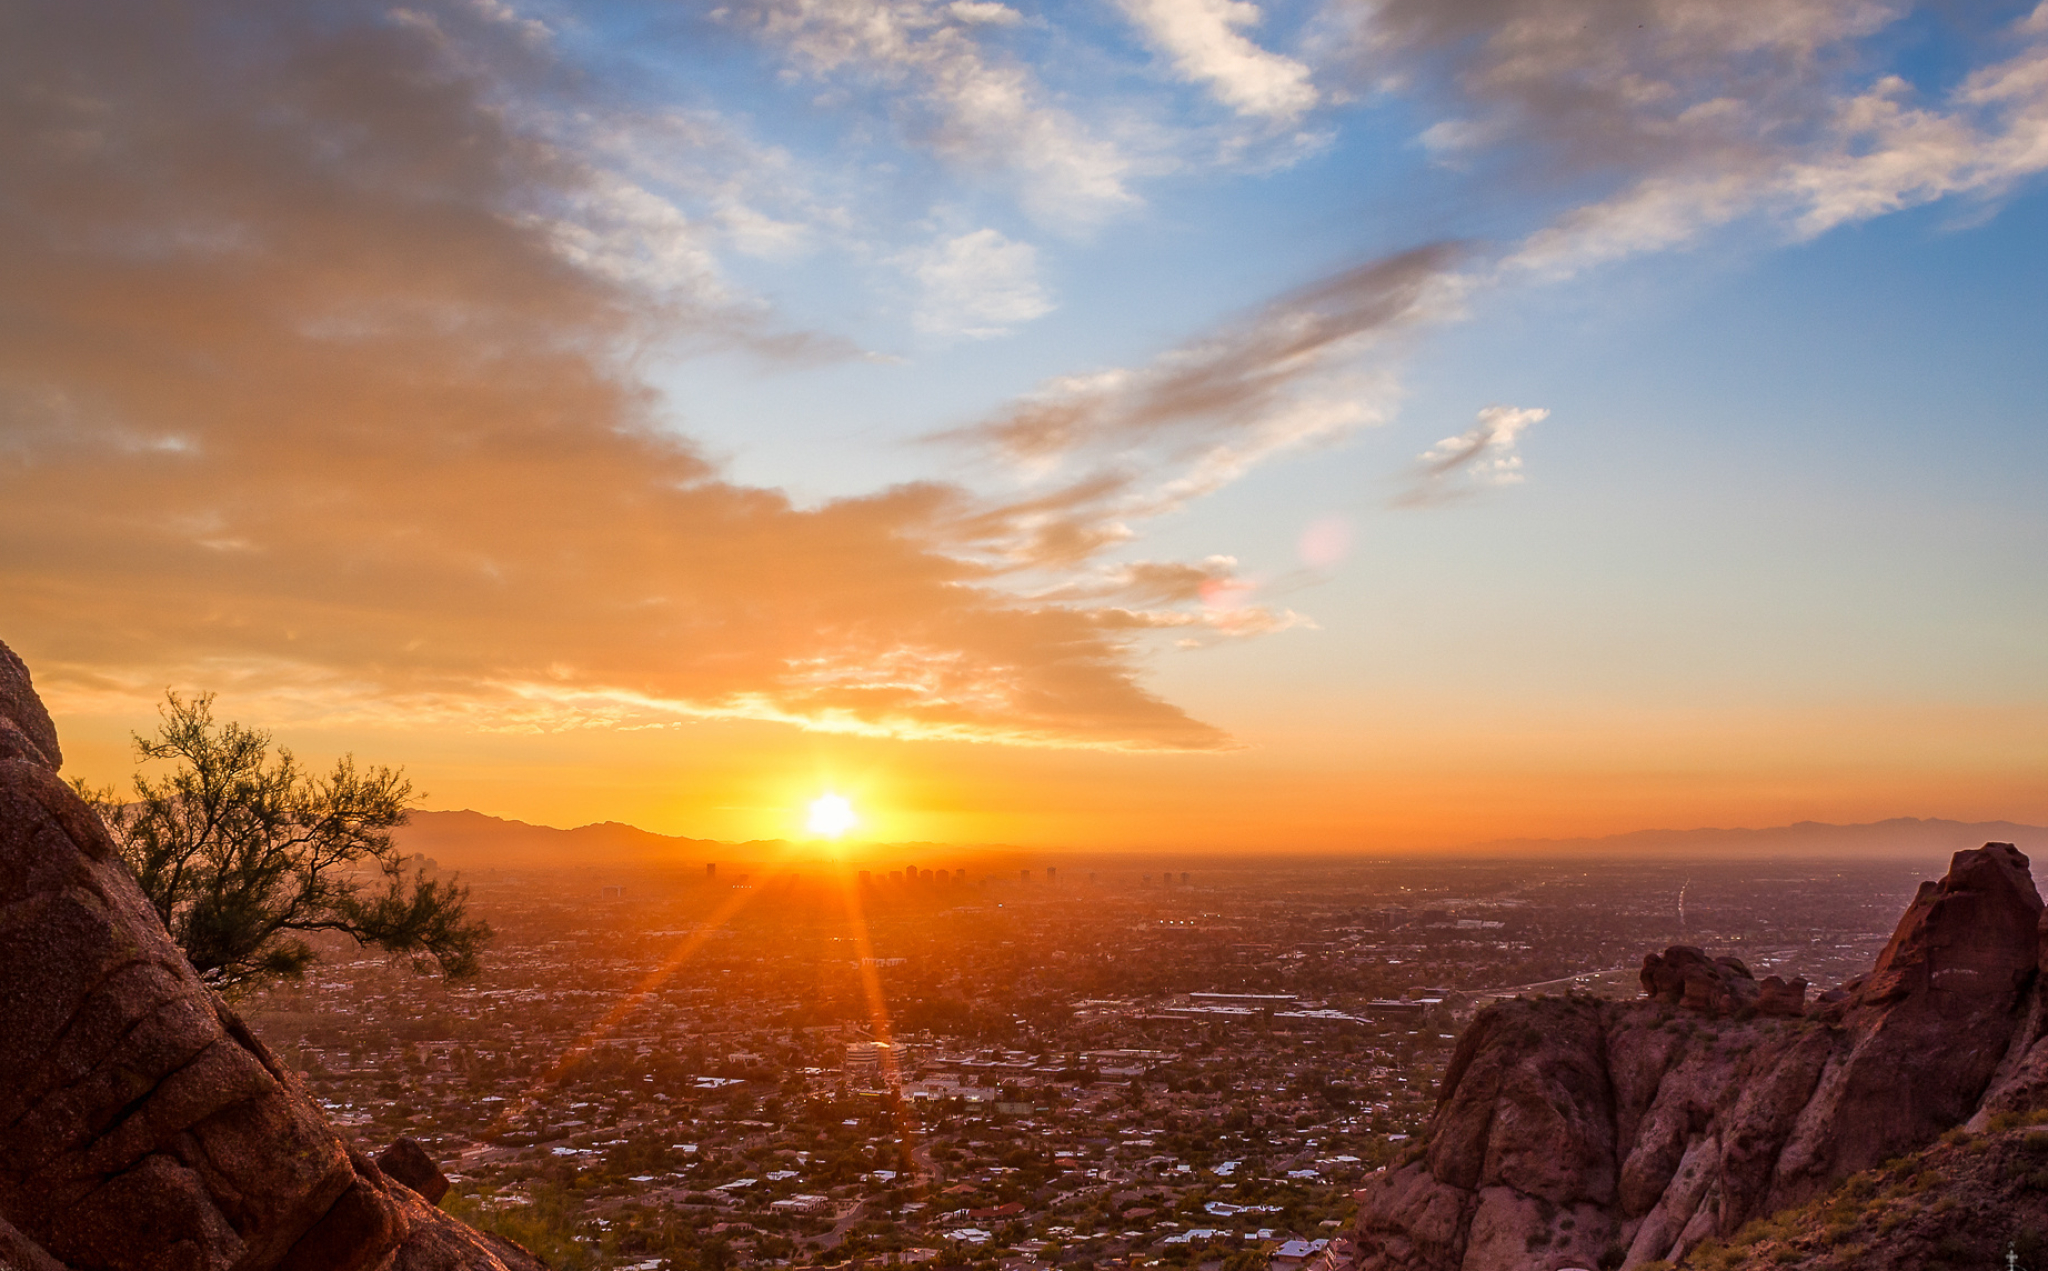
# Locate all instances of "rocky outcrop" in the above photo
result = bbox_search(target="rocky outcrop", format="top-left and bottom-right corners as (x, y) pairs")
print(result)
(1355, 841), (2048, 1271)
(0, 640), (544, 1271)
(1639, 947), (1808, 1019)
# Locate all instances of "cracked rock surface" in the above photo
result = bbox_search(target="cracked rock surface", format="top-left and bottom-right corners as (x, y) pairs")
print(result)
(0, 638), (544, 1271)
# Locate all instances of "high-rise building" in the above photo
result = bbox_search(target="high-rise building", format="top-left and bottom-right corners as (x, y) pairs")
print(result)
(844, 1041), (893, 1090)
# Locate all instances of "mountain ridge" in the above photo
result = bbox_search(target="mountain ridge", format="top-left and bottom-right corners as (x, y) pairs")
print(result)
(396, 808), (2048, 869)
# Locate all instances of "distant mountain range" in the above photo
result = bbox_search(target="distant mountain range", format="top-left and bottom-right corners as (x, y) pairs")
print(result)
(394, 809), (734, 873)
(396, 809), (2048, 871)
(1457, 816), (2048, 859)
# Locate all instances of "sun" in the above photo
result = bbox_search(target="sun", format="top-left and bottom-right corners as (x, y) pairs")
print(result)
(806, 792), (858, 839)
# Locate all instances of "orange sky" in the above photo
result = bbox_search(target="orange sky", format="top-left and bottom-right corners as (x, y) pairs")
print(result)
(49, 689), (2048, 850)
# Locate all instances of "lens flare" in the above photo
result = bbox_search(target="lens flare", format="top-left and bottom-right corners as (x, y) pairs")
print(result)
(807, 792), (857, 838)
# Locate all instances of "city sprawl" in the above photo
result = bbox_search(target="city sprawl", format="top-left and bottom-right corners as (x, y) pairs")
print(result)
(241, 856), (1933, 1269)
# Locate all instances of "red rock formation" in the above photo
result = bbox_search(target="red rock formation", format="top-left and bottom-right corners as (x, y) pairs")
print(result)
(1754, 975), (1806, 1017)
(1638, 946), (1767, 1016)
(0, 640), (544, 1271)
(1355, 842), (2047, 1271)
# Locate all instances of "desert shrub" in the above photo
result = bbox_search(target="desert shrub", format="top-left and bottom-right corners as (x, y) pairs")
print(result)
(1596, 1242), (1626, 1271)
(2024, 1131), (2048, 1157)
(1932, 1232), (1974, 1264)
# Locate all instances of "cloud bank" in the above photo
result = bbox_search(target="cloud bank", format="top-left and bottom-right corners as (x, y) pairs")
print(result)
(0, 0), (1227, 751)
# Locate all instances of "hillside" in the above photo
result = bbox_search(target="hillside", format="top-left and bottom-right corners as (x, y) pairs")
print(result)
(1669, 1114), (2048, 1271)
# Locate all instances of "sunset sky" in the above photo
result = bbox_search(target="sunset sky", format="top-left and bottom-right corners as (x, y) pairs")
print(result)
(5, 0), (2046, 849)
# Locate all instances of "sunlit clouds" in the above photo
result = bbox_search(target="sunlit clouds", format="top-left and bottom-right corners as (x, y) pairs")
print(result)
(0, 0), (1226, 752)
(729, 0), (1140, 226)
(1399, 407), (1550, 506)
(901, 228), (1054, 338)
(1118, 0), (1319, 123)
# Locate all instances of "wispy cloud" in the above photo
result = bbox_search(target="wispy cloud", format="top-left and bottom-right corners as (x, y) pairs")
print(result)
(732, 0), (1140, 225)
(1398, 406), (1550, 506)
(901, 227), (1054, 337)
(1118, 0), (1318, 122)
(952, 245), (1459, 468)
(933, 244), (1458, 573)
(1323, 0), (2048, 284)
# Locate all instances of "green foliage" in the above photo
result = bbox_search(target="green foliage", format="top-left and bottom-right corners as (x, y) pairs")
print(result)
(1219, 1250), (1263, 1271)
(446, 1185), (599, 1269)
(76, 690), (491, 990)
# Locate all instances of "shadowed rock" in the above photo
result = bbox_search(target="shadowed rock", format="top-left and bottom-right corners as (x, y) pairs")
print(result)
(0, 639), (544, 1270)
(1754, 975), (1807, 1017)
(379, 1137), (453, 1206)
(1639, 946), (1762, 1016)
(1356, 842), (2048, 1271)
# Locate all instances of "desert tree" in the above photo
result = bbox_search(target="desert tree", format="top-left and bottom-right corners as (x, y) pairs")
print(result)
(75, 690), (491, 991)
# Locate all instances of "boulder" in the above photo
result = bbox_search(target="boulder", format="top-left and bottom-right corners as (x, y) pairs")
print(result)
(379, 1136), (453, 1205)
(0, 639), (545, 1270)
(1641, 946), (1760, 1016)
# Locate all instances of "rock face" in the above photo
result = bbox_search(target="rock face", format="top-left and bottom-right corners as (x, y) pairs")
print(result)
(0, 640), (545, 1271)
(1355, 841), (2048, 1271)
